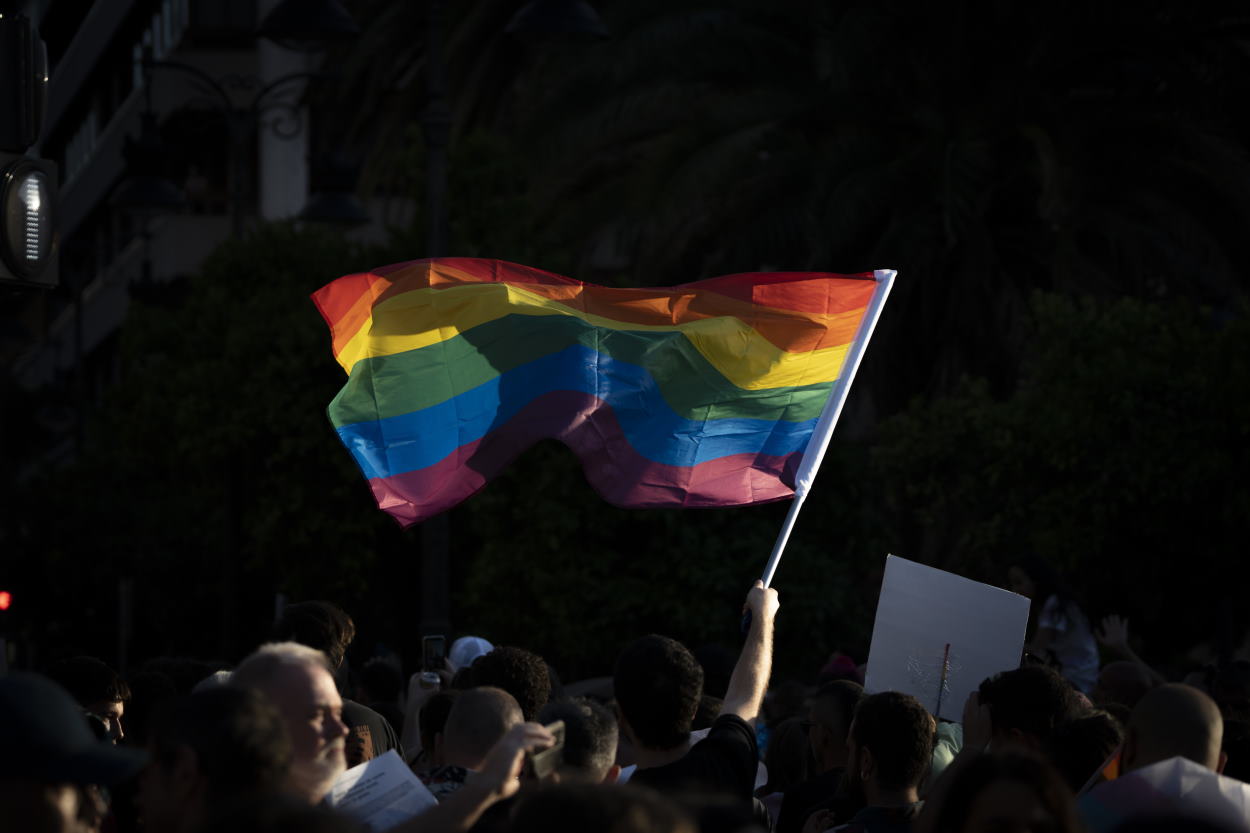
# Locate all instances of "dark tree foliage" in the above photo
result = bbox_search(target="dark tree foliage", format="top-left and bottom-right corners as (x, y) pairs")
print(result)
(873, 294), (1250, 665)
(5, 2), (1250, 679)
(3, 226), (413, 663)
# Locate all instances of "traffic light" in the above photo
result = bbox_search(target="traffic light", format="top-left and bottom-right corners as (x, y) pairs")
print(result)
(0, 12), (57, 289)
(0, 591), (10, 611)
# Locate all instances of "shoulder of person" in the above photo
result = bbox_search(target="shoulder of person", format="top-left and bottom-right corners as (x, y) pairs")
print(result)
(694, 713), (757, 749)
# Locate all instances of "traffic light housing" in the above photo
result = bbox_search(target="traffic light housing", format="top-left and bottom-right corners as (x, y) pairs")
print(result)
(0, 14), (57, 288)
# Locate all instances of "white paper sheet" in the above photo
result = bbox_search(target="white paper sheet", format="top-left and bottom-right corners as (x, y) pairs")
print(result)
(327, 749), (439, 832)
(863, 554), (1031, 721)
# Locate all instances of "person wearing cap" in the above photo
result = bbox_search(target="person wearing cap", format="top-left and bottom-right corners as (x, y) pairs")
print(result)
(401, 635), (497, 763)
(450, 636), (495, 673)
(0, 672), (147, 833)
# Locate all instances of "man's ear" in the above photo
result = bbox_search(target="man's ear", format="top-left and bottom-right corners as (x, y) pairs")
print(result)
(1218, 749), (1228, 775)
(859, 746), (874, 782)
(603, 763), (622, 784)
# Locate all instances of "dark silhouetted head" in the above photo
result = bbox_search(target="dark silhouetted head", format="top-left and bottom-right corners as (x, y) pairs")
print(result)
(469, 646), (551, 722)
(539, 697), (620, 783)
(932, 751), (1083, 833)
(614, 635), (703, 751)
(1092, 661), (1155, 710)
(810, 679), (864, 772)
(138, 687), (291, 832)
(46, 656), (131, 744)
(443, 686), (523, 770)
(1042, 710), (1123, 792)
(847, 691), (934, 794)
(270, 601), (356, 671)
(1123, 683), (1223, 773)
(978, 666), (1085, 747)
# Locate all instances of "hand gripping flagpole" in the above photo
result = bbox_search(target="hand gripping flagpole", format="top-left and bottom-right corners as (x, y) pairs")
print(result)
(760, 268), (896, 589)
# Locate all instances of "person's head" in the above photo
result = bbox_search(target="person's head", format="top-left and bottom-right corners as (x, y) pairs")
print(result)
(418, 690), (458, 769)
(1122, 683), (1224, 773)
(809, 679), (864, 772)
(442, 686), (523, 771)
(45, 656), (131, 744)
(510, 783), (697, 833)
(0, 673), (147, 833)
(978, 666), (1085, 748)
(931, 751), (1083, 833)
(613, 635), (703, 752)
(846, 691), (934, 803)
(1092, 661), (1155, 710)
(1041, 710), (1123, 792)
(270, 601), (356, 672)
(229, 642), (348, 803)
(125, 671), (179, 750)
(760, 716), (810, 795)
(137, 687), (292, 833)
(538, 697), (620, 784)
(468, 646), (551, 722)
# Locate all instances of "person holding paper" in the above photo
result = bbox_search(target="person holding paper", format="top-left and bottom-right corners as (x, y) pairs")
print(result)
(229, 642), (350, 804)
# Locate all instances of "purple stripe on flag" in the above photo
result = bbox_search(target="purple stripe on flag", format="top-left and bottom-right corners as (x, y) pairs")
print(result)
(364, 390), (801, 526)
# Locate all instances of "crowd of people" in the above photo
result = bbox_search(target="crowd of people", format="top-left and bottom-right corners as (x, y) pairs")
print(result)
(4, 566), (1250, 833)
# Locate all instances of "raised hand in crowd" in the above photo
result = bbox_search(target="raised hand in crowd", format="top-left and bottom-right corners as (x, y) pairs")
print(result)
(725, 579), (781, 723)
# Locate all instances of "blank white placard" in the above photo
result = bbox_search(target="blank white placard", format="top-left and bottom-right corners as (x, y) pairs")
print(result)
(863, 554), (1031, 721)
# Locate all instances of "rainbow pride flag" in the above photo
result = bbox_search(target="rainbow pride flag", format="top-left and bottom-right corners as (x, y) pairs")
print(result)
(313, 258), (884, 527)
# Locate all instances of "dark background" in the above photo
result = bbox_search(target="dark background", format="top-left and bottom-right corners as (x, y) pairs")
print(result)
(2, 0), (1248, 685)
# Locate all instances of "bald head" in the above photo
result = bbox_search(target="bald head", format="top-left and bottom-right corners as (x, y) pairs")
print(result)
(443, 687), (523, 770)
(1124, 684), (1223, 772)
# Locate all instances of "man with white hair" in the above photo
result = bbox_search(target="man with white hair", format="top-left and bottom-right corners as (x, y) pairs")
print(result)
(230, 641), (349, 804)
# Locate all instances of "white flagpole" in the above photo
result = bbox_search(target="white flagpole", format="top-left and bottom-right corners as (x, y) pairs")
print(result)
(759, 269), (896, 588)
